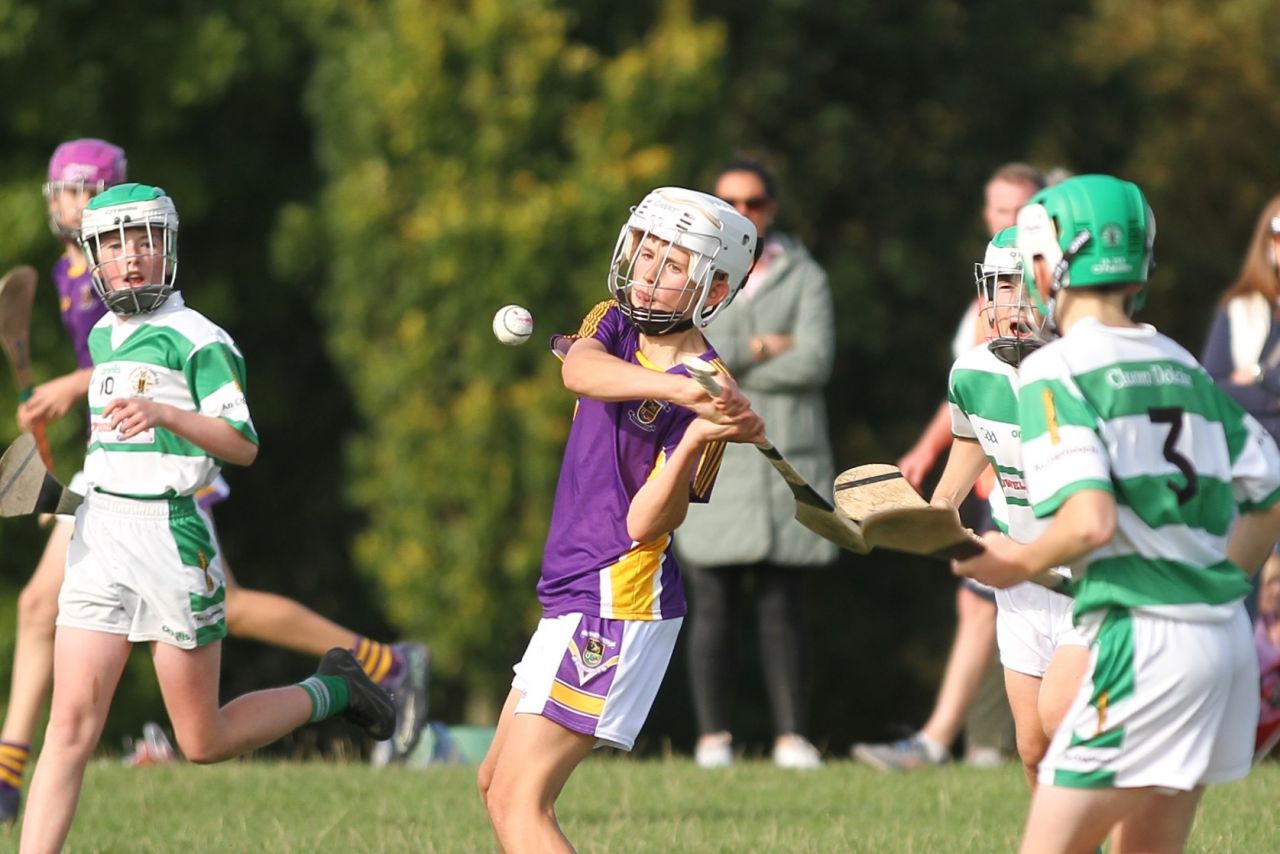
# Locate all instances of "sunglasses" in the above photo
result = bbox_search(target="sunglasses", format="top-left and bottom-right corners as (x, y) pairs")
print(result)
(721, 196), (772, 212)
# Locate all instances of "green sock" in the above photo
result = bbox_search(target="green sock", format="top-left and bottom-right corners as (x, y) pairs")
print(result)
(298, 675), (349, 722)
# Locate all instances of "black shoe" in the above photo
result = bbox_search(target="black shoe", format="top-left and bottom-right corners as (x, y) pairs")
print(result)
(384, 642), (431, 763)
(0, 785), (19, 825)
(318, 648), (395, 741)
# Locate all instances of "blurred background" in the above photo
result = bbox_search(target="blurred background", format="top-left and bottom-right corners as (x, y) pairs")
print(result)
(1, 0), (1279, 756)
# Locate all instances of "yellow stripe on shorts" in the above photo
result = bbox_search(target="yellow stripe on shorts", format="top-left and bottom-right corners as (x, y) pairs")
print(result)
(549, 679), (605, 717)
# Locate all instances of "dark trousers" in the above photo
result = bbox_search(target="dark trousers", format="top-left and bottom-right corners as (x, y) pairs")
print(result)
(686, 562), (810, 737)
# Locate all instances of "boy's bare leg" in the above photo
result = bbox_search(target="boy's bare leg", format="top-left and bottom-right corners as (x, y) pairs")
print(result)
(1110, 787), (1205, 854)
(1038, 645), (1089, 737)
(2, 523), (73, 746)
(1020, 786), (1146, 854)
(479, 690), (596, 854)
(19, 627), (131, 854)
(221, 562), (356, 655)
(150, 640), (312, 763)
(1004, 669), (1048, 790)
(920, 586), (997, 748)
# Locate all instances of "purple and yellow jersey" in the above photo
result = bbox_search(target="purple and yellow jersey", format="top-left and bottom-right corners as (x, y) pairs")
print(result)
(52, 256), (108, 371)
(539, 301), (727, 621)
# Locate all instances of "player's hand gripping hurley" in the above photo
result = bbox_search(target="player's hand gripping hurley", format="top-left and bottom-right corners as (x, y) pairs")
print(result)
(681, 356), (867, 552)
(0, 266), (55, 470)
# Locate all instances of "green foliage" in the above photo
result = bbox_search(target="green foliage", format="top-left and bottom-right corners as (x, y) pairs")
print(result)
(289, 0), (729, 706)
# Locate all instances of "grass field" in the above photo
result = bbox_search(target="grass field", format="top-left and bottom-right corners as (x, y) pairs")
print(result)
(9, 756), (1278, 852)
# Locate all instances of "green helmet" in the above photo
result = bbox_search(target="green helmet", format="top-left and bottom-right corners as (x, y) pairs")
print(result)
(79, 183), (179, 316)
(1015, 174), (1155, 325)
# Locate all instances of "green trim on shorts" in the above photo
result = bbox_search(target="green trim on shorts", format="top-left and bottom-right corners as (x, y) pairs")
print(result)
(1053, 767), (1117, 788)
(171, 506), (225, 647)
(1053, 609), (1133, 789)
(1088, 608), (1135, 709)
(194, 619), (228, 646)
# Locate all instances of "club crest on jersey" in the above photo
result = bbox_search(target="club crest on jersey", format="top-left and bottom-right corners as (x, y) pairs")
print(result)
(628, 399), (666, 432)
(569, 631), (619, 684)
(129, 367), (159, 397)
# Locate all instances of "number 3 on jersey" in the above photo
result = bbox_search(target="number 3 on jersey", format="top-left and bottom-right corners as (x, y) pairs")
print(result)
(1148, 407), (1197, 505)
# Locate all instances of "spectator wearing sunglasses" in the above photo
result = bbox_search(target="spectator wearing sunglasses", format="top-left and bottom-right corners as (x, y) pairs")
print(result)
(1201, 195), (1280, 446)
(676, 158), (837, 770)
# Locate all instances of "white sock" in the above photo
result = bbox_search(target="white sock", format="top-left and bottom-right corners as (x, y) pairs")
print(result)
(916, 733), (947, 762)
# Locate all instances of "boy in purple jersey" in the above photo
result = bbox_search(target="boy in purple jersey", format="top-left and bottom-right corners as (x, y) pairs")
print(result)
(478, 187), (766, 852)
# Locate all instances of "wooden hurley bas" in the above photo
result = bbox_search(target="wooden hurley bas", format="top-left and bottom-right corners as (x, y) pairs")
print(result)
(0, 433), (83, 517)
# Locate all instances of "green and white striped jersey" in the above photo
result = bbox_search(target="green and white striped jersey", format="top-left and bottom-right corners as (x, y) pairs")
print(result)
(85, 292), (256, 499)
(948, 345), (1046, 543)
(1018, 318), (1280, 621)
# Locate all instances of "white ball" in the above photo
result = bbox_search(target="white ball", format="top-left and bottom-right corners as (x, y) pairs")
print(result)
(492, 304), (534, 346)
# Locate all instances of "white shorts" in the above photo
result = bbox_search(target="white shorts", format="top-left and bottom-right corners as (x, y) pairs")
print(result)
(58, 492), (228, 649)
(512, 613), (681, 751)
(1039, 605), (1257, 791)
(995, 581), (1087, 677)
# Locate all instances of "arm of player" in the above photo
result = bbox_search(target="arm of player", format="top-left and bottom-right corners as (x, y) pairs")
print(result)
(952, 488), (1115, 588)
(626, 414), (765, 542)
(1228, 501), (1280, 578)
(16, 368), (93, 431)
(101, 398), (258, 467)
(897, 402), (953, 489)
(562, 337), (749, 422)
(930, 437), (989, 510)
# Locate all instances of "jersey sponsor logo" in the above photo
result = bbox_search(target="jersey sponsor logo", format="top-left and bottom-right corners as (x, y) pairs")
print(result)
(628, 399), (666, 432)
(1031, 444), (1103, 472)
(1105, 365), (1192, 389)
(999, 472), (1027, 493)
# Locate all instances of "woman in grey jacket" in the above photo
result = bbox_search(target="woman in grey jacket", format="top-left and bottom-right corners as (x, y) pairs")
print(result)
(677, 160), (837, 769)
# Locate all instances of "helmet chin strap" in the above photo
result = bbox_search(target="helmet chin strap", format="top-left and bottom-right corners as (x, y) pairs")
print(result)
(1045, 229), (1092, 333)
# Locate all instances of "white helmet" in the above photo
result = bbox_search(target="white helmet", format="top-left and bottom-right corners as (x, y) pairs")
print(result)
(79, 183), (179, 316)
(975, 226), (1047, 367)
(608, 187), (758, 334)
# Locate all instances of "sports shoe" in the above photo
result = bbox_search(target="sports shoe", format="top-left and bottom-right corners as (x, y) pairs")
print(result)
(773, 734), (822, 769)
(383, 642), (430, 763)
(319, 648), (396, 741)
(0, 785), (19, 825)
(694, 732), (732, 769)
(852, 734), (947, 772)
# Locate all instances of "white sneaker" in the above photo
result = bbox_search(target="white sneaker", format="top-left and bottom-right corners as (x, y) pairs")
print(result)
(694, 732), (733, 769)
(773, 734), (822, 769)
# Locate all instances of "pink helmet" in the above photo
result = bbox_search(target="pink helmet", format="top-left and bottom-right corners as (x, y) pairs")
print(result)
(47, 138), (127, 188)
(44, 138), (127, 239)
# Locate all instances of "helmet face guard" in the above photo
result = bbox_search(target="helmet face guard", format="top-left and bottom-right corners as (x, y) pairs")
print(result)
(610, 226), (722, 335)
(975, 227), (1047, 367)
(608, 187), (757, 335)
(79, 184), (179, 316)
(43, 139), (127, 240)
